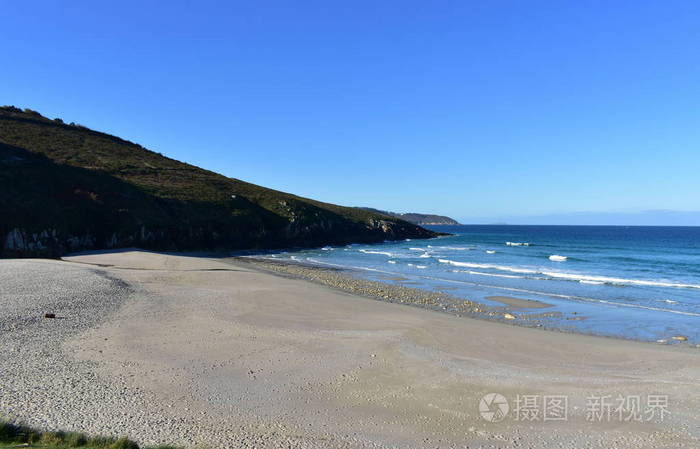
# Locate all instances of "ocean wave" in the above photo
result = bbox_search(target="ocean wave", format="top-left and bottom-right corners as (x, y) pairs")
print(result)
(541, 271), (700, 289)
(359, 249), (393, 257)
(387, 260), (397, 264)
(305, 257), (397, 275)
(549, 255), (567, 262)
(437, 258), (700, 290)
(419, 253), (431, 258)
(486, 250), (496, 254)
(271, 256), (700, 318)
(438, 259), (539, 274)
(506, 241), (532, 246)
(409, 247), (426, 251)
(408, 263), (427, 269)
(420, 275), (700, 317)
(453, 270), (525, 280)
(321, 246), (333, 251)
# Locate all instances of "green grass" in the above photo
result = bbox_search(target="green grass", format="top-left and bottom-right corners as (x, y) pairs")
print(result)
(0, 419), (181, 449)
(0, 106), (438, 257)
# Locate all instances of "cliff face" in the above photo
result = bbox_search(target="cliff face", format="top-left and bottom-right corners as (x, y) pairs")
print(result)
(0, 107), (437, 258)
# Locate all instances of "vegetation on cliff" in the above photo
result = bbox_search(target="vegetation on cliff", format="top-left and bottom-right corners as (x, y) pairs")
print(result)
(360, 208), (460, 225)
(0, 106), (437, 257)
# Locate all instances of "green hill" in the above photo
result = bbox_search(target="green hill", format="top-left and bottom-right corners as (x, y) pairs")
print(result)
(0, 106), (438, 257)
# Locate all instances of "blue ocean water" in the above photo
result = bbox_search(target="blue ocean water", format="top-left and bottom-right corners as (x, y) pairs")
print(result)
(257, 225), (700, 343)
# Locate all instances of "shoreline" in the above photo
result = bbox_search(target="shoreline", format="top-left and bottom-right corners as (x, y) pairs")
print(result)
(232, 257), (698, 347)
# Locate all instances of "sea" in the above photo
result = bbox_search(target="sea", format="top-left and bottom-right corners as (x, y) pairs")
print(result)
(253, 225), (700, 343)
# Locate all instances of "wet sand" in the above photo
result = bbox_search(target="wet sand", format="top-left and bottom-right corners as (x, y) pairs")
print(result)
(485, 295), (554, 309)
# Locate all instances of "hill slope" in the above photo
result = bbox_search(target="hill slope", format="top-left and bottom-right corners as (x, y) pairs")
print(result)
(360, 208), (460, 225)
(0, 106), (438, 257)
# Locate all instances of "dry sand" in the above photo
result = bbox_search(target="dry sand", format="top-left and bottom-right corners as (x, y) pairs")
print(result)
(2, 249), (700, 448)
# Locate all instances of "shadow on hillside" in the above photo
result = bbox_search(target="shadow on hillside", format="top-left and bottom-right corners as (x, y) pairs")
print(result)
(1, 141), (414, 257)
(0, 143), (292, 256)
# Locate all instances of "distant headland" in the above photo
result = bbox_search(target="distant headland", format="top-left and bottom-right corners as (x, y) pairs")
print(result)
(359, 208), (460, 226)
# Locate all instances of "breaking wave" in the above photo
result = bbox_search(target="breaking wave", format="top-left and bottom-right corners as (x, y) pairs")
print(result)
(437, 258), (700, 290)
(359, 249), (393, 257)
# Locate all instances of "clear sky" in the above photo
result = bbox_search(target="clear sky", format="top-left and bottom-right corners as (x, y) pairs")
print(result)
(4, 1), (699, 224)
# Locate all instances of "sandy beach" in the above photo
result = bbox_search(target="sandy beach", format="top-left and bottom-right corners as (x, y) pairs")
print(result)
(2, 250), (700, 448)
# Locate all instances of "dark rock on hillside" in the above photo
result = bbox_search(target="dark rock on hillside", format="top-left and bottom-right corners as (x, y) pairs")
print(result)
(0, 106), (438, 258)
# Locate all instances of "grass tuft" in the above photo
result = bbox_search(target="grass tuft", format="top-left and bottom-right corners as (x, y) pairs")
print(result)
(65, 432), (89, 447)
(107, 437), (139, 449)
(0, 419), (184, 449)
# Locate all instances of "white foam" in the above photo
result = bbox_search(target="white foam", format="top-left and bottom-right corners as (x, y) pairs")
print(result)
(549, 255), (567, 262)
(359, 249), (393, 257)
(437, 258), (700, 290)
(409, 247), (425, 251)
(486, 250), (496, 254)
(321, 246), (333, 251)
(406, 263), (426, 269)
(455, 270), (524, 280)
(579, 280), (604, 285)
(420, 275), (700, 317)
(305, 257), (397, 275)
(541, 271), (700, 290)
(438, 259), (539, 275)
(387, 260), (397, 264)
(419, 253), (431, 258)
(506, 241), (531, 246)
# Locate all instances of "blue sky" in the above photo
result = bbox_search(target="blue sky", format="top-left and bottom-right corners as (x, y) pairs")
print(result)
(3, 1), (699, 224)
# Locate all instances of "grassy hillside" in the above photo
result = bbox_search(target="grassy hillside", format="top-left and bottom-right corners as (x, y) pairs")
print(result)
(0, 106), (438, 257)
